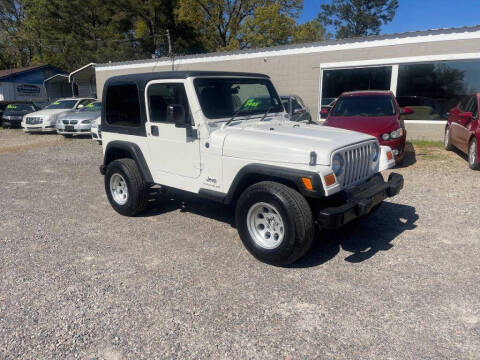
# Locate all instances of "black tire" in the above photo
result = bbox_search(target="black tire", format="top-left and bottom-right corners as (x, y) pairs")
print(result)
(468, 138), (480, 171)
(235, 181), (314, 266)
(444, 126), (454, 151)
(105, 158), (149, 216)
(62, 134), (73, 138)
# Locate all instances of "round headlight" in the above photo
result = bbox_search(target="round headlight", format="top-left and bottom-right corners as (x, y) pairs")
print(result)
(381, 133), (390, 141)
(371, 143), (380, 162)
(332, 153), (345, 176)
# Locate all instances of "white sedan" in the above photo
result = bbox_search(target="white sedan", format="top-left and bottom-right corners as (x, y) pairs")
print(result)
(22, 98), (96, 133)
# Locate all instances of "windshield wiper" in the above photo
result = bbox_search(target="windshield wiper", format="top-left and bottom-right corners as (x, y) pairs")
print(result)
(225, 108), (248, 126)
(260, 106), (273, 122)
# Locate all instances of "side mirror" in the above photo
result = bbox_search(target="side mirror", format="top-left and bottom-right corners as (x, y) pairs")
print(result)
(400, 107), (414, 116)
(320, 107), (330, 116)
(459, 111), (473, 124)
(460, 111), (473, 119)
(167, 104), (188, 128)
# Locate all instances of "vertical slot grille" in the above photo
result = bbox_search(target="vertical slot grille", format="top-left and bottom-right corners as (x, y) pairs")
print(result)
(338, 142), (374, 188)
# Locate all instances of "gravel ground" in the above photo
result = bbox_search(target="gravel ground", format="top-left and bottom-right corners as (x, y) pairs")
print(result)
(0, 129), (479, 359)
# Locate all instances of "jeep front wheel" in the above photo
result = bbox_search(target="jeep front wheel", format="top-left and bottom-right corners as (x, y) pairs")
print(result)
(105, 158), (149, 216)
(235, 181), (314, 266)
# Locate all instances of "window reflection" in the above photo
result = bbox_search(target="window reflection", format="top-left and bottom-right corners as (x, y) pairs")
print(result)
(397, 60), (480, 120)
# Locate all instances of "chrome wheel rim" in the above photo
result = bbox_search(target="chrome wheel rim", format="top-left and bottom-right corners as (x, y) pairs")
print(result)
(247, 202), (285, 250)
(469, 141), (477, 165)
(445, 128), (450, 147)
(110, 173), (128, 205)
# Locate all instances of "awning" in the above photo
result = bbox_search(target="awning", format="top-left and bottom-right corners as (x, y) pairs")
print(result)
(69, 63), (96, 98)
(43, 74), (72, 100)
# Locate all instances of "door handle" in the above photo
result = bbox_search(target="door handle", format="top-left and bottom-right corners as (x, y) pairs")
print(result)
(151, 125), (159, 136)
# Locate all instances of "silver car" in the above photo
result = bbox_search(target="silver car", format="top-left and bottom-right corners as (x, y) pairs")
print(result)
(56, 101), (101, 137)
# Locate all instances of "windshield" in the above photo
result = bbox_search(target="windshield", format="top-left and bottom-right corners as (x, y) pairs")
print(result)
(44, 100), (77, 110)
(4, 103), (36, 114)
(194, 78), (283, 120)
(331, 95), (396, 117)
(79, 101), (101, 112)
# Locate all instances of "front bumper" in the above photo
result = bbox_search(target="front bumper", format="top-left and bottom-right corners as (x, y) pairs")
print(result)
(22, 124), (56, 132)
(57, 124), (92, 135)
(380, 134), (406, 163)
(316, 173), (404, 229)
(2, 117), (23, 127)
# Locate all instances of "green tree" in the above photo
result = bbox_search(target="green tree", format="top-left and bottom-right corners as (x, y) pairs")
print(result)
(122, 0), (204, 57)
(19, 0), (137, 71)
(318, 0), (398, 39)
(177, 0), (303, 51)
(0, 0), (32, 68)
(293, 19), (328, 44)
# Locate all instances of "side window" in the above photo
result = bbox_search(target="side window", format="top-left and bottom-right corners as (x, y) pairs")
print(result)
(459, 96), (472, 111)
(78, 99), (92, 108)
(469, 97), (478, 117)
(291, 99), (302, 111)
(147, 83), (190, 123)
(105, 83), (141, 127)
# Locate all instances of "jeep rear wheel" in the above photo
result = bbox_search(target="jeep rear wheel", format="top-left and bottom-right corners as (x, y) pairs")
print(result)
(235, 181), (314, 266)
(105, 158), (149, 216)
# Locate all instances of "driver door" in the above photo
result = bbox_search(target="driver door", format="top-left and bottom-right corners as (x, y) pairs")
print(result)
(145, 80), (201, 179)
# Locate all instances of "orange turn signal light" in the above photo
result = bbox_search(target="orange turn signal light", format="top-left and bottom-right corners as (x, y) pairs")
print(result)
(301, 177), (314, 191)
(387, 151), (393, 160)
(324, 173), (336, 187)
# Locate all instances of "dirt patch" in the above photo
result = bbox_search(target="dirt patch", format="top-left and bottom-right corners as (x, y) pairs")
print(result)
(0, 129), (68, 155)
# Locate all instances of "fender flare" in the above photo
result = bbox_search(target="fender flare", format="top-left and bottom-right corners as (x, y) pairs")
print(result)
(223, 163), (325, 204)
(100, 140), (154, 185)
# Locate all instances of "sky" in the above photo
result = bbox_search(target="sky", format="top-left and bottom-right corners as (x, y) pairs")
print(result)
(299, 0), (480, 34)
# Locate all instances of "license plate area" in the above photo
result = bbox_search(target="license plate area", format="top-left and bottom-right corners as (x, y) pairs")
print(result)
(65, 125), (74, 132)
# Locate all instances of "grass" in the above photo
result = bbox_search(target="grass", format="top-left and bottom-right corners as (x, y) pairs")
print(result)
(409, 140), (444, 149)
(406, 140), (454, 162)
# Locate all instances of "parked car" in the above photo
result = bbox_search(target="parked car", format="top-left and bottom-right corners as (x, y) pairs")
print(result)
(91, 116), (101, 144)
(396, 96), (444, 120)
(1, 102), (39, 128)
(324, 90), (411, 164)
(99, 71), (402, 266)
(320, 98), (337, 119)
(21, 97), (96, 133)
(444, 94), (480, 170)
(280, 95), (312, 122)
(56, 101), (101, 137)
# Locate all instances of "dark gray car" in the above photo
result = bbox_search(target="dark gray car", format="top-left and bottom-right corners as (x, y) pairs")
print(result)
(281, 95), (312, 123)
(1, 102), (39, 128)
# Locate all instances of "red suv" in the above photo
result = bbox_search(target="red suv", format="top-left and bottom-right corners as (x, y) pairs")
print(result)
(324, 91), (411, 164)
(444, 94), (480, 170)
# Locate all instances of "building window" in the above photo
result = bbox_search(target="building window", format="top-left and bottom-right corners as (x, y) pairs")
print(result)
(321, 66), (392, 103)
(105, 83), (141, 127)
(397, 60), (480, 121)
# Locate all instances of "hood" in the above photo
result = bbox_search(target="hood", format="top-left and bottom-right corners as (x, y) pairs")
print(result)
(3, 110), (34, 117)
(220, 120), (375, 165)
(27, 108), (74, 118)
(59, 111), (100, 121)
(324, 116), (399, 138)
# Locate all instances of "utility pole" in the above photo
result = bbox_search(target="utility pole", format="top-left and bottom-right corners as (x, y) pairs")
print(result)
(166, 29), (174, 71)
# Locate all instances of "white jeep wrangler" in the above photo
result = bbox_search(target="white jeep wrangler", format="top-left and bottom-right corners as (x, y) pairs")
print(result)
(99, 71), (403, 265)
